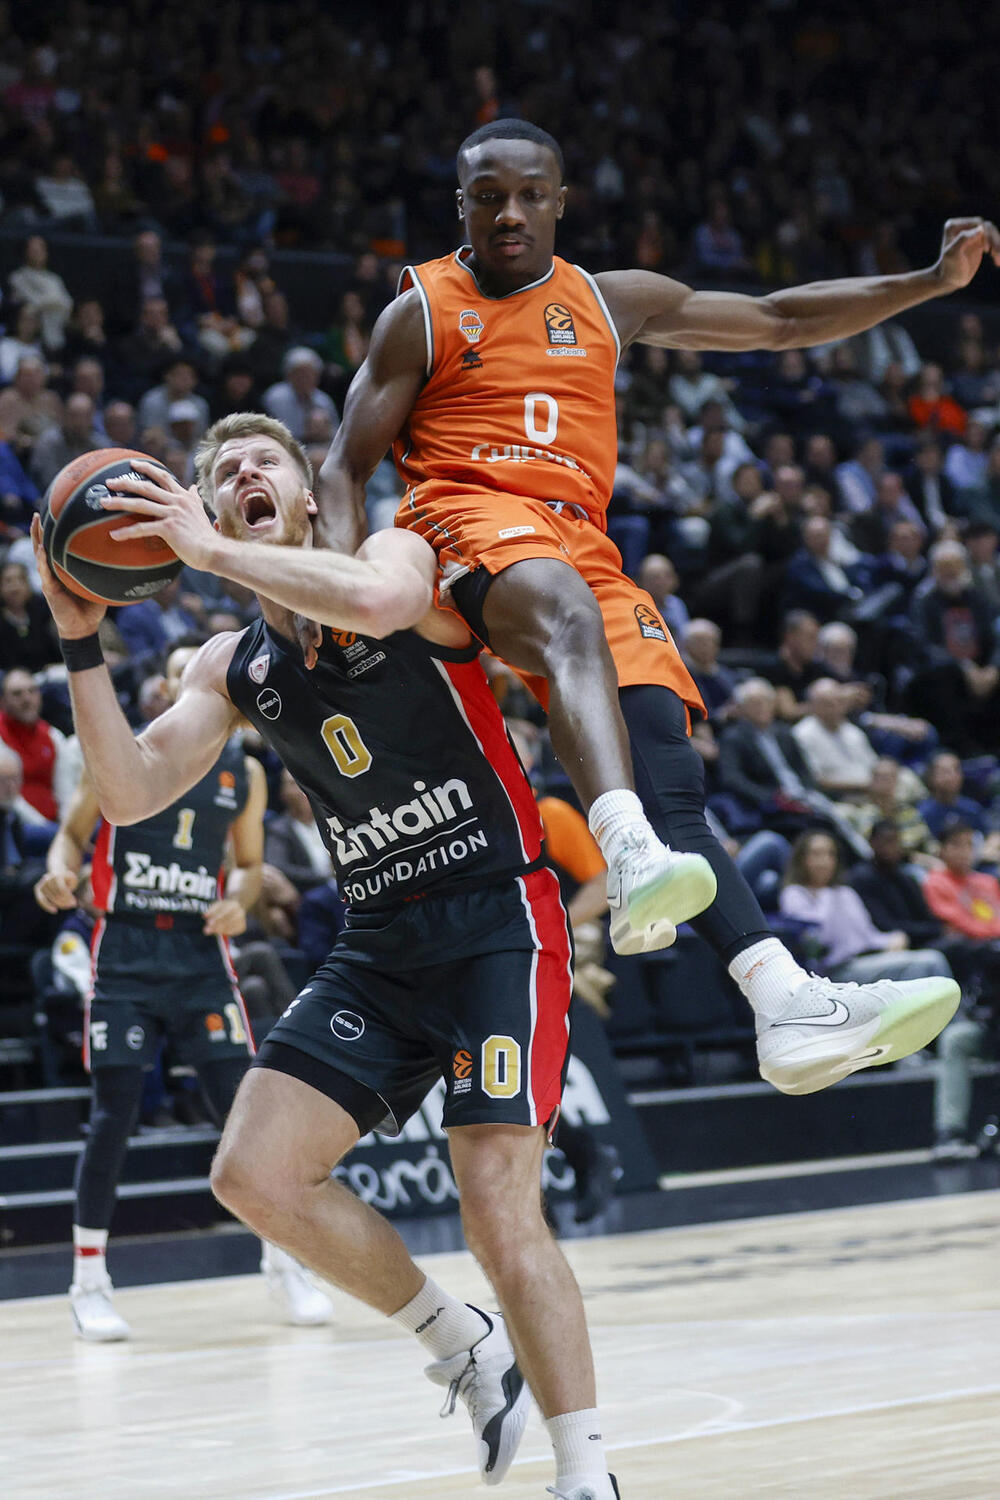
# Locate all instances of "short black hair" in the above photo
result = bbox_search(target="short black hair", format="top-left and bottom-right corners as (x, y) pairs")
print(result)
(457, 119), (564, 181)
(869, 819), (899, 843)
(939, 819), (976, 846)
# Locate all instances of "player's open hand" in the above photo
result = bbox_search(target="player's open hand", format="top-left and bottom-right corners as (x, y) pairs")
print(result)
(34, 869), (79, 914)
(202, 897), (247, 937)
(104, 460), (217, 571)
(30, 514), (107, 639)
(934, 217), (1000, 290)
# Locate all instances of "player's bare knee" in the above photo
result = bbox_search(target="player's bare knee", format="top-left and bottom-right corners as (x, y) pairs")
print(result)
(540, 590), (607, 673)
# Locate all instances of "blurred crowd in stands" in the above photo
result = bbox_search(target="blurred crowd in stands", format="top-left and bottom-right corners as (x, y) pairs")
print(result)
(0, 0), (998, 1154)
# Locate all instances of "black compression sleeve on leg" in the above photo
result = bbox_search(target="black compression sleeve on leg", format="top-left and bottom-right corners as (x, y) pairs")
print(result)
(620, 684), (773, 964)
(74, 1066), (146, 1231)
(196, 1055), (250, 1126)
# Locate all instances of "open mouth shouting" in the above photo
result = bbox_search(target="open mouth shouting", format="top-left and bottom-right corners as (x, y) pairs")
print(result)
(239, 485), (277, 529)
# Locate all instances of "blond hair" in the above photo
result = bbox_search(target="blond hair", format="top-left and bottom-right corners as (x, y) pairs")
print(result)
(194, 411), (313, 507)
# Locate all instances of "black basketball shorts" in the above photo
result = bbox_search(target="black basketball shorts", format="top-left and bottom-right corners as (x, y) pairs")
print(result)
(84, 918), (254, 1071)
(254, 867), (573, 1136)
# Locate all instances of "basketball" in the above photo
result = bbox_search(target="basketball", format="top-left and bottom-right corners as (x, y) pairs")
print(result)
(42, 448), (183, 605)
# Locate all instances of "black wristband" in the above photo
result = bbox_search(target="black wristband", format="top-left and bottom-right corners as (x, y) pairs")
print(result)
(59, 632), (105, 673)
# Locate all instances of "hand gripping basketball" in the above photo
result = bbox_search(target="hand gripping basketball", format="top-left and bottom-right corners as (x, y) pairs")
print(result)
(42, 448), (183, 606)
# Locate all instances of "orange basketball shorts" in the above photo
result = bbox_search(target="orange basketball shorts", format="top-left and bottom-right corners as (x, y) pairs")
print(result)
(396, 486), (705, 719)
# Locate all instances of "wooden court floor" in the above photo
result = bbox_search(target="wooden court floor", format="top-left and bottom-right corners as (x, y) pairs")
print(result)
(2, 1191), (998, 1499)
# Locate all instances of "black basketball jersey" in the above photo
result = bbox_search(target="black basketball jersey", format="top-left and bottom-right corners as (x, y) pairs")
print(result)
(91, 738), (249, 925)
(227, 620), (544, 910)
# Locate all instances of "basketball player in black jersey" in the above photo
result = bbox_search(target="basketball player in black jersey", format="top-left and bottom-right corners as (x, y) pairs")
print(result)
(35, 645), (334, 1341)
(30, 413), (621, 1500)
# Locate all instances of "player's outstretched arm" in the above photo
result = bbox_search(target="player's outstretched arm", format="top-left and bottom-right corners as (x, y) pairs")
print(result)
(102, 459), (436, 637)
(601, 217), (1000, 352)
(315, 291), (427, 550)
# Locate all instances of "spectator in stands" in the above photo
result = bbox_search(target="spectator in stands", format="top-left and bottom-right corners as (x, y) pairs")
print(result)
(34, 154), (98, 231)
(965, 520), (1000, 616)
(923, 823), (1000, 940)
(792, 678), (879, 796)
(866, 518), (928, 610)
(177, 236), (245, 360)
(767, 610), (824, 720)
(907, 539), (1000, 751)
(905, 436), (958, 534)
(0, 306), (45, 385)
(29, 393), (108, 491)
(0, 435), (39, 541)
(920, 820), (1000, 1158)
(944, 416), (992, 493)
(264, 769), (335, 893)
(682, 618), (737, 720)
(0, 669), (74, 825)
(918, 752), (996, 844)
(717, 677), (819, 833)
(0, 355), (62, 459)
(691, 195), (750, 277)
(779, 830), (952, 984)
(835, 435), (886, 515)
(112, 579), (200, 671)
(62, 300), (110, 372)
(783, 515), (863, 622)
(210, 355), (260, 421)
(908, 363), (967, 437)
(7, 235), (73, 355)
(246, 290), (296, 388)
(850, 471), (925, 555)
(0, 743), (55, 947)
(848, 820), (944, 951)
(956, 438), (1000, 528)
(137, 357), (209, 440)
(116, 298), (185, 396)
(668, 349), (742, 429)
(103, 401), (137, 450)
(0, 560), (59, 673)
(108, 230), (174, 337)
(263, 347), (338, 442)
(841, 758), (931, 855)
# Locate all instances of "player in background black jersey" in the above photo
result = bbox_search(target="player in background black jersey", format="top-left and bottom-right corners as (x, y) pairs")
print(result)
(35, 645), (334, 1341)
(29, 413), (621, 1500)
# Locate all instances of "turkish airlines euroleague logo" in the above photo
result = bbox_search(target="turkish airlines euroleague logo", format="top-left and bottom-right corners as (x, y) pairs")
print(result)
(635, 603), (668, 642)
(544, 303), (577, 345)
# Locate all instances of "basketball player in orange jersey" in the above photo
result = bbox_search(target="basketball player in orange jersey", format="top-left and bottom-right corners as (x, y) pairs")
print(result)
(316, 120), (987, 1098)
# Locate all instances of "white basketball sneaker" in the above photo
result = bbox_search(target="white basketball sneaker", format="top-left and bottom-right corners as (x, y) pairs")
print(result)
(70, 1276), (131, 1342)
(260, 1244), (334, 1326)
(757, 974), (960, 1095)
(424, 1308), (531, 1486)
(547, 1477), (621, 1499)
(607, 835), (717, 955)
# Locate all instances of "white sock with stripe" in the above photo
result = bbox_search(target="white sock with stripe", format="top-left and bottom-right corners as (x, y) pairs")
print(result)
(588, 789), (659, 866)
(546, 1408), (611, 1491)
(729, 938), (809, 1020)
(72, 1225), (109, 1288)
(391, 1276), (490, 1360)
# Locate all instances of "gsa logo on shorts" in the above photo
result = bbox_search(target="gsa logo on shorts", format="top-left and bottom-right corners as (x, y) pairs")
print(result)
(330, 1010), (365, 1041)
(126, 1025), (145, 1050)
(257, 688), (282, 720)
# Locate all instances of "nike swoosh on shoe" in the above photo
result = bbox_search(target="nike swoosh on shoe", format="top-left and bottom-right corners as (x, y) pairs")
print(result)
(770, 999), (851, 1028)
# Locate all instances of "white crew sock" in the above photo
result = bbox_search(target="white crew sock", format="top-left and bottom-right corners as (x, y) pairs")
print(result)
(729, 937), (809, 1020)
(588, 789), (658, 866)
(546, 1408), (610, 1491)
(72, 1225), (109, 1287)
(391, 1276), (490, 1361)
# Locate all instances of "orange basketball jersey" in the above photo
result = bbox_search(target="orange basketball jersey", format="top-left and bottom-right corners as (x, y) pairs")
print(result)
(393, 249), (620, 526)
